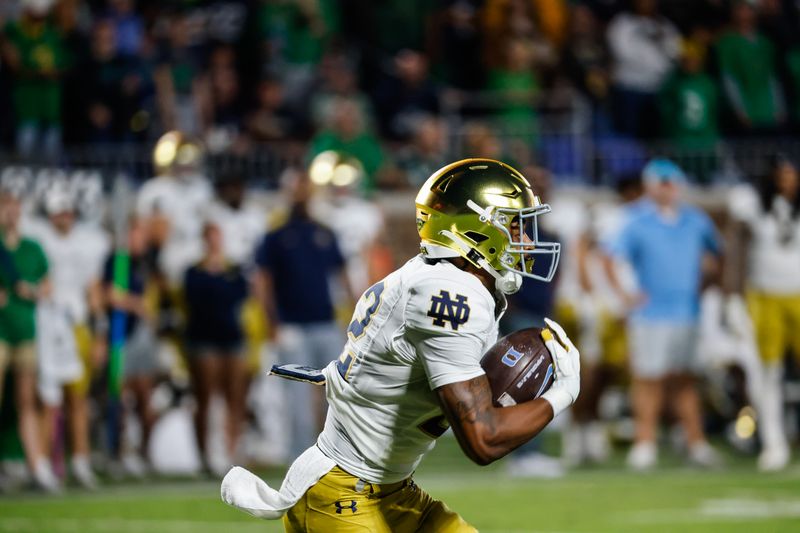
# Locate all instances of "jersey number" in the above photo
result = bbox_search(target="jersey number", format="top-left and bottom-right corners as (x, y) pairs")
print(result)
(346, 281), (385, 339)
(337, 281), (386, 381)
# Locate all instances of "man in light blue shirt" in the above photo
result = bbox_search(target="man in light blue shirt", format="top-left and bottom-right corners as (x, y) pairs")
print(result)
(606, 159), (722, 471)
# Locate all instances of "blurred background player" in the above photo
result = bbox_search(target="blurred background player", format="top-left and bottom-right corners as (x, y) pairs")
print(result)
(308, 150), (388, 296)
(205, 172), (265, 270)
(606, 159), (722, 470)
(728, 155), (800, 471)
(136, 131), (211, 285)
(0, 190), (57, 491)
(254, 168), (353, 460)
(184, 221), (249, 477)
(24, 186), (109, 488)
(564, 173), (643, 466)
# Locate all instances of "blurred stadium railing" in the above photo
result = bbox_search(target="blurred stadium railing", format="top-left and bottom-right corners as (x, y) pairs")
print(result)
(2, 135), (799, 189)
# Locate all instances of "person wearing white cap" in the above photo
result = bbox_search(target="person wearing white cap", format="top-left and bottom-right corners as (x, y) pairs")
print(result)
(24, 186), (110, 489)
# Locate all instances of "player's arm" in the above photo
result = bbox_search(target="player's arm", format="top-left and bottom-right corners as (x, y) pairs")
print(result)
(436, 319), (580, 466)
(436, 376), (554, 465)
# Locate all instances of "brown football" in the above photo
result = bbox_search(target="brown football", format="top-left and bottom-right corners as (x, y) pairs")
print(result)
(480, 327), (555, 407)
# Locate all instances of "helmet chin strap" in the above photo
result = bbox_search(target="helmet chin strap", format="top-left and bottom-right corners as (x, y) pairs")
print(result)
(436, 230), (523, 295)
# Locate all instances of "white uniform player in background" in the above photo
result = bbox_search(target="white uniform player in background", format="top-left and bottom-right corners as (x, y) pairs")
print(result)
(24, 186), (110, 489)
(728, 157), (800, 471)
(204, 173), (265, 267)
(222, 159), (581, 533)
(562, 176), (643, 466)
(136, 131), (212, 283)
(308, 151), (385, 295)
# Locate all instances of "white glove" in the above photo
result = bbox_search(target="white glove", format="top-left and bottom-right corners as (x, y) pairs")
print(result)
(540, 317), (581, 418)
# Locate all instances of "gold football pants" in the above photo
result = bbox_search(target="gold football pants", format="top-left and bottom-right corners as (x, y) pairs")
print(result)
(283, 466), (476, 532)
(747, 291), (800, 364)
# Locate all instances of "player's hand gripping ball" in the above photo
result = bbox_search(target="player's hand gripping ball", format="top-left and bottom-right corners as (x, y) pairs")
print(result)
(480, 318), (580, 417)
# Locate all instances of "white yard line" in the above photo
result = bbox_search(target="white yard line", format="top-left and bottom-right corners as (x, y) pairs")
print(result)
(620, 497), (800, 525)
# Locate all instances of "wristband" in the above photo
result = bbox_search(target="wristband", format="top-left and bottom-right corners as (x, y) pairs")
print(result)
(542, 387), (572, 418)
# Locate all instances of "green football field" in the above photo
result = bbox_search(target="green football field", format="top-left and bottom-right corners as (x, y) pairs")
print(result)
(2, 437), (799, 533)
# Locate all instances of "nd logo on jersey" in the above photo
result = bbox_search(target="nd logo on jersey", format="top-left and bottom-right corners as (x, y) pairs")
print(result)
(427, 290), (470, 330)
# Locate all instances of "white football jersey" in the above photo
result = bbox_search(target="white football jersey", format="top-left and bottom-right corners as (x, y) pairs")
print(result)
(542, 195), (589, 306)
(136, 175), (212, 282)
(728, 184), (800, 293)
(587, 201), (639, 315)
(311, 196), (384, 294)
(205, 200), (266, 266)
(24, 220), (110, 324)
(317, 255), (504, 483)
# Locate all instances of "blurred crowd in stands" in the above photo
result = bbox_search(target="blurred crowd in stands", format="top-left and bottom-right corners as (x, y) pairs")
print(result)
(2, 0), (800, 187)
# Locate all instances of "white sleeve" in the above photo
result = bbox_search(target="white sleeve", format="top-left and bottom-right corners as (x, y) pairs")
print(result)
(728, 184), (761, 226)
(136, 182), (156, 216)
(404, 277), (493, 390)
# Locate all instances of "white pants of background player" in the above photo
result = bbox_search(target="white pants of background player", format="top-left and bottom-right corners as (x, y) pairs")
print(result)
(276, 322), (344, 460)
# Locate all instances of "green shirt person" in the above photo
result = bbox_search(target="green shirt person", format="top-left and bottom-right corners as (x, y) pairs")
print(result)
(486, 40), (540, 137)
(258, 0), (340, 68)
(715, 1), (785, 130)
(0, 237), (49, 346)
(785, 47), (800, 122)
(308, 99), (385, 192)
(1, 12), (66, 127)
(0, 192), (58, 492)
(659, 44), (719, 148)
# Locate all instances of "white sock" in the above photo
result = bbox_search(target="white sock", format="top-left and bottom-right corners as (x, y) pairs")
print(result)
(758, 364), (788, 452)
(71, 454), (90, 469)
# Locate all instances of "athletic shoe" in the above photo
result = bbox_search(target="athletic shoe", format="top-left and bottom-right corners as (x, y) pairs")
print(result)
(508, 452), (565, 479)
(758, 445), (790, 472)
(687, 442), (723, 469)
(121, 454), (149, 479)
(32, 460), (62, 494)
(627, 441), (657, 471)
(562, 425), (585, 467)
(584, 422), (611, 463)
(71, 455), (99, 490)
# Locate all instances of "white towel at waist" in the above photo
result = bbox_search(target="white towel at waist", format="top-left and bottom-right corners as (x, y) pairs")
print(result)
(220, 445), (336, 520)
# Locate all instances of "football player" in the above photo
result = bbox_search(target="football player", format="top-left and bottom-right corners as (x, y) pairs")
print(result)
(136, 131), (212, 284)
(728, 156), (800, 471)
(223, 159), (581, 532)
(308, 150), (386, 295)
(25, 186), (109, 489)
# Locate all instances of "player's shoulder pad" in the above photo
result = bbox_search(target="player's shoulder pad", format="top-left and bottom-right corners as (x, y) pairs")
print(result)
(404, 261), (494, 336)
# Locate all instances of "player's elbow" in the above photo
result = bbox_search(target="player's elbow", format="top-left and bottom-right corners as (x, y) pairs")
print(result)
(462, 430), (505, 466)
(461, 441), (494, 466)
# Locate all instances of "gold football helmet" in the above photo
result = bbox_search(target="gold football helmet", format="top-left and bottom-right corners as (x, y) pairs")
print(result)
(415, 158), (560, 294)
(152, 131), (204, 176)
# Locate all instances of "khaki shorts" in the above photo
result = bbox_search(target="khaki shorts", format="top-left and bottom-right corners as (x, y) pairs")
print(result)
(284, 466), (476, 533)
(0, 340), (36, 374)
(628, 322), (699, 379)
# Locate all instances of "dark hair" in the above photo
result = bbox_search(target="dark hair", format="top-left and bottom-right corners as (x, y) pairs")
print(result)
(759, 154), (800, 218)
(615, 172), (643, 196)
